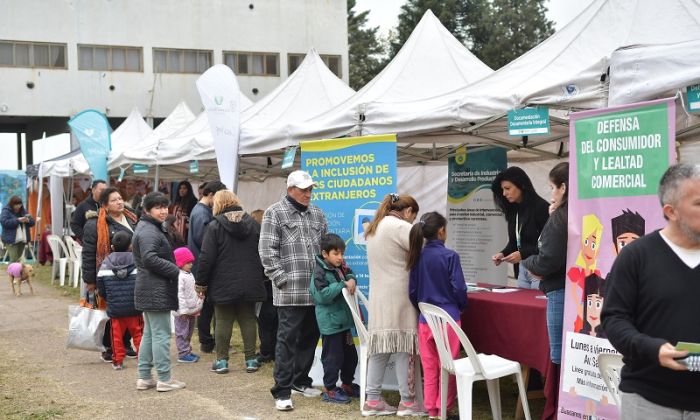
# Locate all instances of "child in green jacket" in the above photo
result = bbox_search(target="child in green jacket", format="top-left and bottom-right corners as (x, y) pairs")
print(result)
(310, 233), (360, 404)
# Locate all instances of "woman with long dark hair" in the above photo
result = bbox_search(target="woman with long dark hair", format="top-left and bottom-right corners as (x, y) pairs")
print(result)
(521, 161), (569, 364)
(363, 193), (426, 417)
(170, 181), (197, 241)
(491, 166), (550, 289)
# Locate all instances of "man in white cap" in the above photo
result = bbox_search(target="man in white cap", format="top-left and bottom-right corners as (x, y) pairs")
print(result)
(259, 170), (328, 411)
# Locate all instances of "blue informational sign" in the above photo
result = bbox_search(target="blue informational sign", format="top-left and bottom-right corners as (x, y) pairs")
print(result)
(300, 134), (397, 294)
(68, 109), (111, 180)
(687, 84), (700, 112)
(132, 164), (149, 174)
(189, 160), (199, 174)
(507, 107), (550, 136)
(281, 146), (297, 169)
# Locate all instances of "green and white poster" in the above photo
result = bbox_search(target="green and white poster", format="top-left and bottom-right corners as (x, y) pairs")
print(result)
(446, 147), (508, 285)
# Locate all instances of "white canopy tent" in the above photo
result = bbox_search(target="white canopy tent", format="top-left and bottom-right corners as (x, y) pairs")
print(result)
(123, 49), (355, 180)
(291, 0), (700, 162)
(40, 108), (154, 177)
(111, 101), (196, 169)
(290, 9), (493, 145)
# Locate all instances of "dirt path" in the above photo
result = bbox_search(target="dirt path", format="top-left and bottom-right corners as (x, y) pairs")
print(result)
(0, 269), (362, 419)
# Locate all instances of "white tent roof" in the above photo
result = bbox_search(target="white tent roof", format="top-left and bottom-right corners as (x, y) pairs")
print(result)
(290, 9), (493, 143)
(239, 92), (254, 110)
(609, 39), (700, 106)
(239, 48), (355, 154)
(367, 0), (700, 142)
(111, 101), (195, 167)
(41, 108), (154, 177)
(140, 49), (355, 172)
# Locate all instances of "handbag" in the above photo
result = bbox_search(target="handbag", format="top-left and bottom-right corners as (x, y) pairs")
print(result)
(14, 223), (26, 244)
(66, 291), (109, 352)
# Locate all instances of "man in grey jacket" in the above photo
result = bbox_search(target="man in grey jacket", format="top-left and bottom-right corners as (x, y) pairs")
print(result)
(259, 170), (327, 411)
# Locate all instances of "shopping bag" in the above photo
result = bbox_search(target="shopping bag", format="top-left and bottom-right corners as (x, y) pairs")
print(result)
(66, 291), (109, 352)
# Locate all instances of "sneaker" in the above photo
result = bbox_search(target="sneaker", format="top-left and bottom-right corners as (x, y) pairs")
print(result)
(397, 401), (428, 417)
(362, 399), (398, 416)
(112, 362), (124, 370)
(245, 358), (261, 373)
(156, 378), (186, 392)
(100, 351), (113, 363)
(136, 378), (156, 390)
(256, 353), (274, 364)
(291, 384), (322, 398)
(200, 342), (215, 354)
(275, 398), (294, 411)
(211, 359), (229, 374)
(322, 387), (351, 404)
(178, 353), (199, 363)
(125, 347), (138, 359)
(340, 383), (361, 398)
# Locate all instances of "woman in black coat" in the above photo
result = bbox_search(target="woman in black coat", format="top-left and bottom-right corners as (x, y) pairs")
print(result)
(196, 190), (266, 374)
(491, 166), (550, 289)
(132, 192), (184, 392)
(82, 187), (138, 290)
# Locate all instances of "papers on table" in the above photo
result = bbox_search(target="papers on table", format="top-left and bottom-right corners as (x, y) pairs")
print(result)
(490, 288), (520, 293)
(467, 285), (492, 293)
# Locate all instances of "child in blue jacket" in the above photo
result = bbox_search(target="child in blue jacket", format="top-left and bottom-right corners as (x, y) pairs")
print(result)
(97, 230), (143, 370)
(310, 233), (360, 404)
(408, 212), (467, 419)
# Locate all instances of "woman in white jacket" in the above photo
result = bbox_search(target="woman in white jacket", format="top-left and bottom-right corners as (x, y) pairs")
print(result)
(173, 247), (203, 363)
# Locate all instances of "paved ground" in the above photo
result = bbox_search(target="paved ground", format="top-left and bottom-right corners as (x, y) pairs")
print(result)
(0, 265), (540, 419)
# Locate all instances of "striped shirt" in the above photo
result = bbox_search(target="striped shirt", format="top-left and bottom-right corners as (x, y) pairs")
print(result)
(259, 198), (327, 306)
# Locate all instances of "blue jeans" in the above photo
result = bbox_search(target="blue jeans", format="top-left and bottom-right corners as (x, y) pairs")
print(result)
(517, 267), (540, 289)
(138, 311), (172, 382)
(545, 289), (565, 364)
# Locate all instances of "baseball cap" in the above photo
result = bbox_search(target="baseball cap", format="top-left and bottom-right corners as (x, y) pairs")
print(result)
(287, 170), (317, 189)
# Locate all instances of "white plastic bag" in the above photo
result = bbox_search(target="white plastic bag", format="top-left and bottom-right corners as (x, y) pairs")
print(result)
(66, 304), (109, 352)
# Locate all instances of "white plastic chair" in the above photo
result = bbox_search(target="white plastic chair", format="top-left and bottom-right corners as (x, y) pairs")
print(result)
(598, 353), (624, 411)
(342, 288), (423, 411)
(418, 302), (531, 420)
(46, 234), (71, 286)
(342, 288), (370, 409)
(64, 236), (82, 288)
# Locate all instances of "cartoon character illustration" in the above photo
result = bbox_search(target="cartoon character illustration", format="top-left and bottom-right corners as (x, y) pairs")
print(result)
(568, 214), (603, 332)
(611, 209), (645, 256)
(579, 274), (606, 338)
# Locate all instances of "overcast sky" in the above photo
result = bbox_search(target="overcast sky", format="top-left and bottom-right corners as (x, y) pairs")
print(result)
(355, 0), (595, 35)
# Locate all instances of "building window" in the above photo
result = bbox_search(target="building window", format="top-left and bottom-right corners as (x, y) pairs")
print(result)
(224, 51), (279, 76)
(0, 40), (66, 69)
(288, 53), (342, 78)
(153, 48), (212, 74)
(78, 45), (143, 72)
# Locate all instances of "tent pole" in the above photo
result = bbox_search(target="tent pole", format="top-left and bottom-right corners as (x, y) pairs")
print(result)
(154, 164), (160, 189)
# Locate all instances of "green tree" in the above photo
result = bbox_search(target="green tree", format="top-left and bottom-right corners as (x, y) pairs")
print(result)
(389, 0), (554, 70)
(464, 0), (554, 70)
(348, 0), (385, 90)
(390, 0), (466, 58)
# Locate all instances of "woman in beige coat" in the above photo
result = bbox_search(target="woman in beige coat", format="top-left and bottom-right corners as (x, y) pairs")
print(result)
(363, 193), (424, 417)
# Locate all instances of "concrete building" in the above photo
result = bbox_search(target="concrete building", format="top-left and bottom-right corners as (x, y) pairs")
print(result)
(0, 0), (349, 165)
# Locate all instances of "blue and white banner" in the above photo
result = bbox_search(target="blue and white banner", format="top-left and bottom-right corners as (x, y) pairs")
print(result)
(68, 110), (112, 181)
(197, 64), (241, 191)
(300, 134), (397, 294)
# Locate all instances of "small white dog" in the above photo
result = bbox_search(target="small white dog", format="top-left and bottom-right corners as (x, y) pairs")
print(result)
(7, 262), (34, 296)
